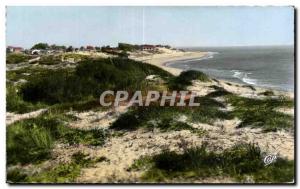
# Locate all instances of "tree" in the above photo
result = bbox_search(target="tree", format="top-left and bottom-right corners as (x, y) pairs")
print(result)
(95, 46), (101, 51)
(118, 43), (137, 52)
(118, 51), (129, 59)
(66, 46), (74, 52)
(31, 43), (49, 50)
(80, 46), (85, 51)
(6, 47), (11, 54)
(50, 44), (66, 51)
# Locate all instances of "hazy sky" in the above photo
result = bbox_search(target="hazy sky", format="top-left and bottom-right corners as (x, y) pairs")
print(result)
(6, 6), (294, 48)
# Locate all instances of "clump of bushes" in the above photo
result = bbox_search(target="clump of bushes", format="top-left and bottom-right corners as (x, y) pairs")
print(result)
(37, 55), (61, 65)
(7, 113), (107, 165)
(7, 115), (59, 165)
(259, 90), (275, 96)
(20, 58), (171, 105)
(206, 86), (233, 97)
(132, 143), (294, 183)
(118, 43), (140, 52)
(243, 85), (256, 91)
(111, 96), (232, 131)
(168, 70), (210, 90)
(6, 53), (30, 64)
(226, 95), (294, 131)
(7, 152), (105, 183)
(203, 90), (294, 131)
(6, 84), (46, 113)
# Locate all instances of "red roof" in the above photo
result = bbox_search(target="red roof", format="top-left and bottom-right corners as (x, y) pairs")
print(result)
(7, 46), (23, 50)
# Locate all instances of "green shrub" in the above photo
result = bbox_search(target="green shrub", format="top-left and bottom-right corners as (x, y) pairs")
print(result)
(6, 84), (45, 113)
(7, 113), (107, 165)
(7, 152), (107, 183)
(206, 86), (233, 97)
(134, 143), (294, 183)
(168, 70), (210, 90)
(61, 128), (107, 146)
(31, 43), (49, 50)
(7, 120), (54, 165)
(20, 58), (171, 105)
(111, 96), (232, 131)
(118, 43), (139, 52)
(25, 152), (100, 183)
(259, 90), (275, 96)
(38, 55), (61, 65)
(7, 169), (29, 183)
(243, 85), (256, 91)
(6, 53), (30, 64)
(226, 95), (294, 131)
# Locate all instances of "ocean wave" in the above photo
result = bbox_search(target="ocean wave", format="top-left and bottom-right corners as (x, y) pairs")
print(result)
(182, 52), (218, 63)
(232, 70), (257, 85)
(165, 51), (218, 67)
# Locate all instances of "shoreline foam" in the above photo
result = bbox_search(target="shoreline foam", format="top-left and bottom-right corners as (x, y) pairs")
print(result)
(131, 49), (293, 98)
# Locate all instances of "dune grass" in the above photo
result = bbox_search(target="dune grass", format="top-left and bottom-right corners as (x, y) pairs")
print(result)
(7, 114), (60, 165)
(225, 95), (294, 131)
(7, 57), (171, 114)
(7, 152), (108, 183)
(6, 84), (46, 114)
(131, 143), (294, 183)
(7, 113), (108, 165)
(206, 86), (233, 97)
(20, 58), (171, 105)
(37, 55), (62, 65)
(259, 90), (275, 96)
(243, 85), (256, 91)
(111, 96), (232, 132)
(168, 70), (210, 90)
(204, 86), (294, 131)
(6, 53), (30, 64)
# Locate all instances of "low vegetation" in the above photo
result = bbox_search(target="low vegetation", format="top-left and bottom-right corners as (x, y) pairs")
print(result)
(131, 143), (294, 183)
(259, 90), (275, 96)
(203, 86), (294, 131)
(7, 152), (108, 183)
(7, 113), (107, 165)
(168, 70), (210, 90)
(37, 55), (62, 65)
(243, 85), (256, 91)
(111, 96), (232, 132)
(6, 54), (295, 184)
(20, 58), (171, 106)
(226, 95), (294, 131)
(7, 84), (46, 113)
(7, 67), (60, 82)
(118, 43), (140, 52)
(6, 53), (31, 64)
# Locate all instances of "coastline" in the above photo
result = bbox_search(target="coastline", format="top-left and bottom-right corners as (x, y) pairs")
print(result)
(130, 50), (209, 76)
(131, 50), (294, 98)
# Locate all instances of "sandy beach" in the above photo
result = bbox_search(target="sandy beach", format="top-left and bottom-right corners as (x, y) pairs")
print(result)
(130, 48), (209, 76)
(131, 48), (294, 98)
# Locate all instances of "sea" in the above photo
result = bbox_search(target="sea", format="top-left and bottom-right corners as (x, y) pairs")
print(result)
(166, 46), (294, 92)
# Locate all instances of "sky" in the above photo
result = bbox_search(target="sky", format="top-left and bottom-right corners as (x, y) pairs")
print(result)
(6, 6), (294, 48)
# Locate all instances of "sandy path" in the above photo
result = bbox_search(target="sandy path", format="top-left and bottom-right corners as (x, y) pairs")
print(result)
(6, 109), (48, 126)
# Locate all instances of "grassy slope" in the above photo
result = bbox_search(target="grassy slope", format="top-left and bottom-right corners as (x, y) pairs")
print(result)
(7, 113), (108, 165)
(131, 143), (294, 183)
(6, 57), (295, 183)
